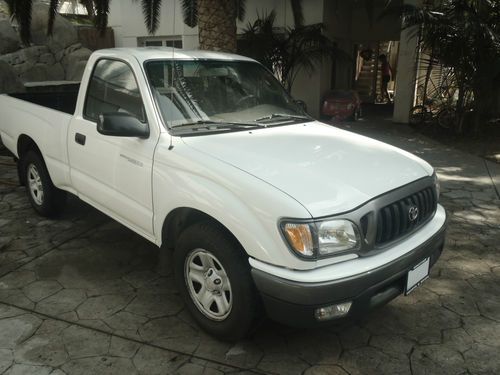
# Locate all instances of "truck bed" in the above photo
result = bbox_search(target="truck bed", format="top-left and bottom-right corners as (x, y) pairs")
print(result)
(8, 84), (80, 115)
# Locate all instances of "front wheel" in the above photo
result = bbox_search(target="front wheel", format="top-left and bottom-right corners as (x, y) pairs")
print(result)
(174, 222), (259, 341)
(22, 151), (66, 217)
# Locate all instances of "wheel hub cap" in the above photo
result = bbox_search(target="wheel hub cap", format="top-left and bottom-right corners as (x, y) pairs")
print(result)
(185, 249), (232, 321)
(27, 164), (44, 205)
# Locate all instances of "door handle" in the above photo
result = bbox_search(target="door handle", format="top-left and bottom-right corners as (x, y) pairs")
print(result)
(75, 133), (86, 145)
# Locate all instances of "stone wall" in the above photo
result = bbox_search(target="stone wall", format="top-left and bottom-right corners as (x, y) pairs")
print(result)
(0, 3), (96, 94)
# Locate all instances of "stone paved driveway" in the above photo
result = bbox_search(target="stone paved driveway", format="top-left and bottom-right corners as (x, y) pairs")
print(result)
(0, 119), (499, 375)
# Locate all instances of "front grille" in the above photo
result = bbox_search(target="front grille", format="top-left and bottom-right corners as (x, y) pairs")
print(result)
(375, 186), (437, 246)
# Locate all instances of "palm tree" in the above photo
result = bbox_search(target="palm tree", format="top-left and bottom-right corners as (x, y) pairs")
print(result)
(182, 0), (241, 52)
(6, 0), (303, 52)
(181, 0), (304, 51)
(238, 10), (341, 93)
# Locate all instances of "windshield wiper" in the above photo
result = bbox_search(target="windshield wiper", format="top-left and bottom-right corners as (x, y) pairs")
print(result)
(254, 113), (311, 123)
(174, 120), (266, 130)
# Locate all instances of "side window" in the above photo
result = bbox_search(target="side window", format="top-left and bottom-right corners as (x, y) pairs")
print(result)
(84, 59), (146, 122)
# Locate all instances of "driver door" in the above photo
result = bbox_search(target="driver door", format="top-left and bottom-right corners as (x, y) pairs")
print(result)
(68, 58), (156, 239)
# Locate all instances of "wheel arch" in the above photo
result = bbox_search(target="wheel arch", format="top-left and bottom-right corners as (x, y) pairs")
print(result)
(161, 207), (245, 254)
(17, 134), (43, 185)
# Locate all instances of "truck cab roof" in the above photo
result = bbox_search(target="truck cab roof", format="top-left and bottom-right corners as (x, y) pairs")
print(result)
(93, 47), (256, 64)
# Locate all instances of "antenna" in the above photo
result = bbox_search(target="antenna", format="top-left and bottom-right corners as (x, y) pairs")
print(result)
(168, 0), (176, 151)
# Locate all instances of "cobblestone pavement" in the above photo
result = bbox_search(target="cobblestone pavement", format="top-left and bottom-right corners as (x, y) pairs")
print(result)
(0, 118), (499, 375)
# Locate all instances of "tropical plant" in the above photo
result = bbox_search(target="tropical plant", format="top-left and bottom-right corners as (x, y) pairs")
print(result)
(5, 0), (303, 52)
(391, 0), (500, 133)
(238, 10), (339, 93)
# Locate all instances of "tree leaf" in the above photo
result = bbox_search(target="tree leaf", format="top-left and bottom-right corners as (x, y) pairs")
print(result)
(94, 0), (110, 35)
(234, 0), (246, 22)
(290, 0), (303, 27)
(181, 0), (198, 28)
(47, 0), (60, 36)
(141, 0), (162, 34)
(14, 0), (33, 44)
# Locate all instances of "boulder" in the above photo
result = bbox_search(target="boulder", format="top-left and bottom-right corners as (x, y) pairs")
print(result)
(20, 63), (65, 82)
(22, 45), (49, 61)
(46, 63), (65, 80)
(12, 61), (35, 76)
(30, 3), (78, 53)
(64, 43), (83, 55)
(0, 46), (48, 66)
(65, 60), (87, 81)
(39, 53), (55, 65)
(0, 20), (20, 54)
(19, 64), (48, 82)
(0, 61), (25, 94)
(62, 47), (92, 68)
(0, 50), (23, 65)
(62, 47), (92, 79)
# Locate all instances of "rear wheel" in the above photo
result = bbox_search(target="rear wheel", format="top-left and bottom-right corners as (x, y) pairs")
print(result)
(409, 105), (430, 126)
(436, 108), (455, 130)
(22, 151), (66, 217)
(174, 221), (259, 341)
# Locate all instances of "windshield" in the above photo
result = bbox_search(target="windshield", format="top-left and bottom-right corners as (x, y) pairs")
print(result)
(144, 59), (308, 129)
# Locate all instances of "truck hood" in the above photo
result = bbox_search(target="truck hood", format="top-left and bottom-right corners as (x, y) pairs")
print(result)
(181, 121), (432, 217)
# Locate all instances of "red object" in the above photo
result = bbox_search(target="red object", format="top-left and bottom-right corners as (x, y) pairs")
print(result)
(321, 90), (362, 121)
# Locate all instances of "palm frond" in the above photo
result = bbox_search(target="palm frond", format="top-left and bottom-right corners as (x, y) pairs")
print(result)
(13, 0), (33, 44)
(181, 0), (197, 28)
(240, 14), (337, 91)
(141, 0), (162, 34)
(94, 0), (110, 35)
(47, 0), (60, 36)
(290, 0), (303, 27)
(235, 0), (246, 22)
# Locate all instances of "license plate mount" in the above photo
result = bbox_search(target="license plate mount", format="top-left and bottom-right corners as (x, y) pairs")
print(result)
(405, 257), (430, 295)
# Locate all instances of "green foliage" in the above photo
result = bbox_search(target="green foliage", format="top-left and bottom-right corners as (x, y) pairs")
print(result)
(238, 10), (339, 92)
(140, 0), (162, 34)
(396, 0), (500, 131)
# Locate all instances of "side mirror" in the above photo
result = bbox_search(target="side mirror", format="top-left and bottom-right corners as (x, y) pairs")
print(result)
(294, 99), (308, 112)
(97, 112), (149, 139)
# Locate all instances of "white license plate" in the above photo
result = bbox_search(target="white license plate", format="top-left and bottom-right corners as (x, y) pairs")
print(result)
(405, 257), (430, 295)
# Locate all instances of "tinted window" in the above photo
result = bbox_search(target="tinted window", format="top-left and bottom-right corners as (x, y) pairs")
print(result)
(84, 59), (146, 122)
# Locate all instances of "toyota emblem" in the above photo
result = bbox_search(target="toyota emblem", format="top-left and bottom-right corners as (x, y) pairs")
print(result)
(408, 206), (419, 222)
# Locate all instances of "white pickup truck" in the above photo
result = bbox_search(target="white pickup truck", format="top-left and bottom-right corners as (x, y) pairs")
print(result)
(0, 48), (446, 341)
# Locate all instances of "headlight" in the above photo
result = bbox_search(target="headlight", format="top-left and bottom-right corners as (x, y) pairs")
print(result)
(281, 219), (360, 259)
(433, 172), (440, 199)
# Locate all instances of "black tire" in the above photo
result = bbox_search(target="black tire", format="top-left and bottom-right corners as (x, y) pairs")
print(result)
(174, 221), (259, 341)
(409, 105), (430, 126)
(22, 150), (67, 217)
(436, 108), (455, 130)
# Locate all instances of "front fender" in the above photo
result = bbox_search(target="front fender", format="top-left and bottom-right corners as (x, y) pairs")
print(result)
(152, 137), (314, 270)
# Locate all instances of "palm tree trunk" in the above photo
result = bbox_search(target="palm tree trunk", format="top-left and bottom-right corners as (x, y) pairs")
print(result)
(197, 0), (236, 52)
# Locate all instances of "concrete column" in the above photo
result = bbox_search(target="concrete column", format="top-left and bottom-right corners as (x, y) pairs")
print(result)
(393, 0), (420, 123)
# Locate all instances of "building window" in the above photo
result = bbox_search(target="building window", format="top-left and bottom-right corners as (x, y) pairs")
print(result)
(138, 37), (183, 49)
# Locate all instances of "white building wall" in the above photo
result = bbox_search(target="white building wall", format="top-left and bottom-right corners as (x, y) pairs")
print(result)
(108, 0), (198, 48)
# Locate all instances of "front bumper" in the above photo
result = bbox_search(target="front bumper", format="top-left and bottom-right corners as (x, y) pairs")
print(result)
(251, 219), (446, 327)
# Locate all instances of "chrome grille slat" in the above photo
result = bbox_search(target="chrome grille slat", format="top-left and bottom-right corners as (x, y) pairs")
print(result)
(375, 186), (437, 247)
